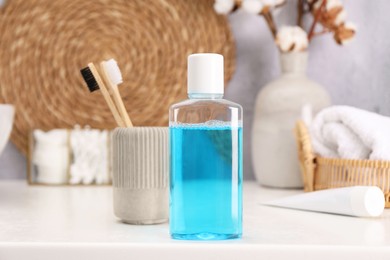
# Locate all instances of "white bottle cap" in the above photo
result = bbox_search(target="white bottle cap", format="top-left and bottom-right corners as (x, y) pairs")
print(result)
(187, 53), (224, 94)
(350, 186), (385, 217)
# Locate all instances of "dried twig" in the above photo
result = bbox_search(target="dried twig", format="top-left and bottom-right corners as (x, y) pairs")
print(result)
(262, 9), (277, 39)
(307, 0), (320, 11)
(297, 0), (304, 27)
(308, 0), (327, 41)
(232, 0), (243, 12)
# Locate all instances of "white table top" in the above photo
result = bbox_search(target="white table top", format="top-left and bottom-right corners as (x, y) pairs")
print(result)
(1, 180), (389, 260)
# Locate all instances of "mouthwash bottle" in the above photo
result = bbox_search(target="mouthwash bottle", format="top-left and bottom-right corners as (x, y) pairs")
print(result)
(169, 53), (243, 240)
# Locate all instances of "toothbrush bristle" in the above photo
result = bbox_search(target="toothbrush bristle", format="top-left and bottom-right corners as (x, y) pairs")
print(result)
(80, 67), (99, 92)
(104, 59), (123, 85)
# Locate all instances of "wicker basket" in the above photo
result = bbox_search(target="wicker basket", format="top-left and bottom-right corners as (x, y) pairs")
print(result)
(0, 0), (235, 155)
(295, 120), (390, 208)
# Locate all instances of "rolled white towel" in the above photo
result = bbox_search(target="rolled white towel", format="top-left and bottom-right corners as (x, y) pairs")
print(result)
(310, 106), (390, 160)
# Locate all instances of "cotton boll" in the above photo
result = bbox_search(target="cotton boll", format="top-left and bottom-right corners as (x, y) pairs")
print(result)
(314, 0), (342, 11)
(291, 27), (309, 51)
(242, 0), (264, 14)
(293, 34), (308, 51)
(326, 0), (342, 11)
(276, 26), (308, 52)
(342, 22), (357, 44)
(276, 27), (294, 52)
(344, 22), (357, 31)
(334, 22), (356, 45)
(262, 0), (285, 6)
(313, 0), (347, 29)
(214, 0), (235, 14)
(334, 9), (347, 26)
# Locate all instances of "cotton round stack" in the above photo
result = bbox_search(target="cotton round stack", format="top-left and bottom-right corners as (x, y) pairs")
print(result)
(0, 0), (235, 154)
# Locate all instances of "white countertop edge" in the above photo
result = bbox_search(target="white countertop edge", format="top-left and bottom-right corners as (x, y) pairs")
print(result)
(1, 243), (389, 260)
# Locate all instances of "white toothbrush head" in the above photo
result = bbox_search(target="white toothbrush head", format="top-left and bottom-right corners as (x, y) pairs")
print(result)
(103, 59), (123, 85)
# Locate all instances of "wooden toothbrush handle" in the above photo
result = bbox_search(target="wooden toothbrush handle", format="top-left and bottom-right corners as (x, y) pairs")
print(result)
(99, 63), (133, 127)
(112, 86), (133, 127)
(88, 63), (125, 127)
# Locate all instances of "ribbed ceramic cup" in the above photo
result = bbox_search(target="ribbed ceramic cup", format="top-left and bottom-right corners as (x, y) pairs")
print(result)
(112, 127), (169, 224)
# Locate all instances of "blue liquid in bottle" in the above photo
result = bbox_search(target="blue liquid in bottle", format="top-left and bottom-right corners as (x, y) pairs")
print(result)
(169, 53), (243, 240)
(170, 124), (243, 240)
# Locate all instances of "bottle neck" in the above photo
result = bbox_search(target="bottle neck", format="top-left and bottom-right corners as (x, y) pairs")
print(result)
(280, 51), (308, 75)
(188, 93), (224, 99)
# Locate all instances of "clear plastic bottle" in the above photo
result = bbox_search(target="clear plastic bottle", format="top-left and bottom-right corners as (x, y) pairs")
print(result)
(169, 53), (243, 240)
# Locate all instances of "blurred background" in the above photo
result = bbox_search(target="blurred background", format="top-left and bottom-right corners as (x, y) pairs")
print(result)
(1, 0), (389, 180)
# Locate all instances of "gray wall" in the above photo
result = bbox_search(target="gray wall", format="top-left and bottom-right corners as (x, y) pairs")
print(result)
(1, 0), (389, 180)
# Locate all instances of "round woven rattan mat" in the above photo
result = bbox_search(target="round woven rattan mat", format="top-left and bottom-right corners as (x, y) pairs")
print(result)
(0, 0), (235, 154)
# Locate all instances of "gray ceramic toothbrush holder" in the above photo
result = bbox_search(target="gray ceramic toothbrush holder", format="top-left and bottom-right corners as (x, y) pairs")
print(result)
(112, 127), (169, 224)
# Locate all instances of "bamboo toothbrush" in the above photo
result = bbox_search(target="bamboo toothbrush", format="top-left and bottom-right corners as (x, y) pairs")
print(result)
(100, 59), (133, 127)
(80, 63), (125, 127)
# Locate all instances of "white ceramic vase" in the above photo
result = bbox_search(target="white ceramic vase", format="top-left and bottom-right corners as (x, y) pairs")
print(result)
(252, 52), (331, 188)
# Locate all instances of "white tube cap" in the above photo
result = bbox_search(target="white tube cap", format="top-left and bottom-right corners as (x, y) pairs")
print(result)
(350, 186), (385, 217)
(187, 53), (224, 94)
